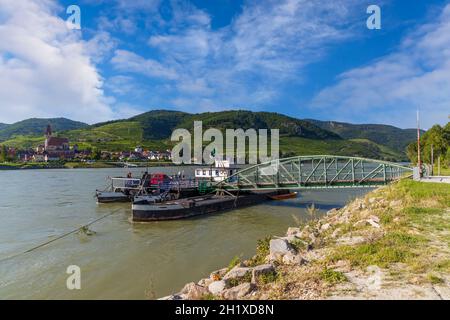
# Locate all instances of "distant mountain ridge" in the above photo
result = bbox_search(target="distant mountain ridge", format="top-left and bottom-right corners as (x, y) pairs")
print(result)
(306, 119), (423, 155)
(0, 110), (419, 161)
(0, 118), (88, 141)
(0, 123), (8, 130)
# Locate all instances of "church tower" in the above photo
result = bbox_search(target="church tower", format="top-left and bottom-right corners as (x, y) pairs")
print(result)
(45, 124), (52, 150)
(45, 124), (52, 139)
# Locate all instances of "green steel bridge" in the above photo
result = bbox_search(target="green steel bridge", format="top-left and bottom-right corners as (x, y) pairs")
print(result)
(216, 155), (413, 191)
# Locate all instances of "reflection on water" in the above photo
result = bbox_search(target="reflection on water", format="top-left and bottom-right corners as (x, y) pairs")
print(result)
(0, 167), (372, 299)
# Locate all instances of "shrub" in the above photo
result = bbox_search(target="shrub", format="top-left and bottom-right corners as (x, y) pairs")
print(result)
(227, 255), (242, 272)
(247, 236), (271, 267)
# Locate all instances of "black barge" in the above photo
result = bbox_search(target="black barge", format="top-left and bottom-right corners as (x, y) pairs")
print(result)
(132, 190), (290, 222)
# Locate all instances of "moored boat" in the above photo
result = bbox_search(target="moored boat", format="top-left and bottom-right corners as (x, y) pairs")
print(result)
(95, 173), (202, 203)
(96, 191), (130, 203)
(96, 177), (141, 203)
(268, 192), (298, 200)
(132, 190), (290, 222)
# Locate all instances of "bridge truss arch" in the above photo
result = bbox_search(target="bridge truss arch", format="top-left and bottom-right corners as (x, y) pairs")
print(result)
(216, 155), (412, 191)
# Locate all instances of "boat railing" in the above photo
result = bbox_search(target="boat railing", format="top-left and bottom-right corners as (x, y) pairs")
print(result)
(170, 179), (199, 188)
(111, 177), (142, 191)
(154, 179), (199, 190)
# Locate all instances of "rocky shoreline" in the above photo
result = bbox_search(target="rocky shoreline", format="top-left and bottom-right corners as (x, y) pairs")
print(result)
(160, 180), (450, 300)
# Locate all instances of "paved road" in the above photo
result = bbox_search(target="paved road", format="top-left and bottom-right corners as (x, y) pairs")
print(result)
(420, 176), (450, 184)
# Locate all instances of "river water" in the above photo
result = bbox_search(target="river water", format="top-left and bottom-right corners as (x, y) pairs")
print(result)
(0, 167), (371, 299)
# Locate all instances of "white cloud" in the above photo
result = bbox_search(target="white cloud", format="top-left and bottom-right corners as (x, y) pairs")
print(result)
(230, 0), (356, 75)
(84, 31), (117, 63)
(0, 0), (115, 124)
(310, 4), (450, 128)
(112, 0), (360, 112)
(111, 49), (179, 80)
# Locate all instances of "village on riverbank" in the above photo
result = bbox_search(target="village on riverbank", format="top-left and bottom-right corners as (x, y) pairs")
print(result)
(0, 124), (173, 170)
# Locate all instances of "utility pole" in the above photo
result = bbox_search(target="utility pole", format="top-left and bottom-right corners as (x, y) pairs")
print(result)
(431, 144), (434, 176)
(416, 109), (422, 176)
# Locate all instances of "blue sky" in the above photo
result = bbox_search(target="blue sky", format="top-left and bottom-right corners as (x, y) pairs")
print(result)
(1, 0), (449, 128)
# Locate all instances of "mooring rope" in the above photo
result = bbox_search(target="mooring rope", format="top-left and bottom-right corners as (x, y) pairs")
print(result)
(0, 208), (122, 264)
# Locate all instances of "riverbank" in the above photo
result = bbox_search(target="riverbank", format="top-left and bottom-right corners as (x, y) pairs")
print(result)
(164, 179), (450, 300)
(0, 161), (174, 170)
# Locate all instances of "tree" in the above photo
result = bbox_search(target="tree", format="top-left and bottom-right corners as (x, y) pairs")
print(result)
(92, 148), (101, 161)
(407, 122), (450, 168)
(406, 142), (418, 165)
(0, 145), (7, 162)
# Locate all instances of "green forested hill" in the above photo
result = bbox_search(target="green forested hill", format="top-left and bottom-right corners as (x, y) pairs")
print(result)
(0, 118), (88, 141)
(0, 123), (8, 130)
(1, 110), (410, 161)
(176, 111), (339, 140)
(306, 119), (421, 156)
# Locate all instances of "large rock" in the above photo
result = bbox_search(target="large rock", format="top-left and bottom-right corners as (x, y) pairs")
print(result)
(198, 278), (213, 287)
(331, 227), (342, 238)
(251, 264), (275, 284)
(223, 266), (252, 286)
(282, 251), (306, 266)
(208, 280), (226, 295)
(286, 234), (299, 242)
(269, 238), (293, 260)
(286, 227), (301, 236)
(326, 208), (338, 216)
(180, 282), (209, 300)
(210, 268), (228, 281)
(222, 282), (255, 300)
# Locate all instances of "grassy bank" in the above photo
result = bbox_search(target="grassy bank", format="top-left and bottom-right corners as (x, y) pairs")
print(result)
(258, 180), (449, 299)
(169, 179), (449, 300)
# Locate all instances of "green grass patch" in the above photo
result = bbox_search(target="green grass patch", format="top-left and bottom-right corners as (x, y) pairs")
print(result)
(331, 232), (423, 268)
(320, 267), (347, 284)
(290, 239), (308, 252)
(433, 260), (450, 273)
(379, 209), (394, 225)
(200, 293), (217, 300)
(396, 180), (450, 207)
(403, 206), (449, 231)
(427, 274), (444, 284)
(257, 271), (279, 285)
(227, 272), (252, 287)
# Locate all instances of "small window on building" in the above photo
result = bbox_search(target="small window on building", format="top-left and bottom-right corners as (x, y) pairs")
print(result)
(203, 170), (206, 175)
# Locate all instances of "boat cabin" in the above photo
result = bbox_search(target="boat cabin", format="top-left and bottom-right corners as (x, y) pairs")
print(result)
(195, 159), (238, 182)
